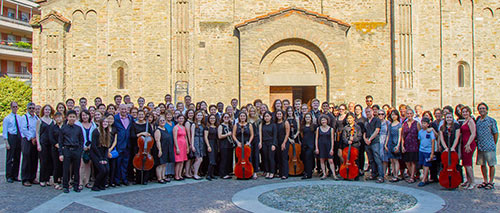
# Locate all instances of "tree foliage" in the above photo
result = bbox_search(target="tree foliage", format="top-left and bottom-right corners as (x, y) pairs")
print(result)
(0, 77), (32, 129)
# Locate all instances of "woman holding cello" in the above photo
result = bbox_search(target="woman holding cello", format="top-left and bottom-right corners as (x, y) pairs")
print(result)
(232, 112), (254, 179)
(286, 106), (303, 177)
(439, 113), (461, 189)
(340, 113), (363, 180)
(130, 110), (154, 185)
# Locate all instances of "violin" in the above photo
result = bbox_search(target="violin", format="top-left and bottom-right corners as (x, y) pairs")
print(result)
(234, 124), (254, 179)
(133, 122), (154, 180)
(339, 126), (359, 180)
(288, 126), (304, 176)
(439, 127), (461, 189)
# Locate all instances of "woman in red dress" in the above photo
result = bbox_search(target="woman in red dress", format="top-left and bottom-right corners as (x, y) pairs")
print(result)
(173, 115), (189, 181)
(456, 106), (477, 189)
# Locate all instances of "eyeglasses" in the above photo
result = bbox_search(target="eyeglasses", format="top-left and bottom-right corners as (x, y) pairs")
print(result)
(378, 113), (385, 116)
(478, 107), (487, 110)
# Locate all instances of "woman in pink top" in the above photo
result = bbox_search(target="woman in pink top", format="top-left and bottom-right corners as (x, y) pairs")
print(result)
(173, 114), (189, 181)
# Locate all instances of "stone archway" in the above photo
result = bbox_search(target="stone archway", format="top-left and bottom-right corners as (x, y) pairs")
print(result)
(235, 7), (350, 105)
(259, 38), (329, 105)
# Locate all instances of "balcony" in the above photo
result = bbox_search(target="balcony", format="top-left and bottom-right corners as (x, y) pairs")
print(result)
(4, 69), (30, 79)
(0, 40), (32, 60)
(0, 15), (32, 33)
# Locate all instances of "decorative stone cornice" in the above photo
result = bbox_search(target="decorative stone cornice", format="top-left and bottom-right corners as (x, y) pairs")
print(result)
(31, 10), (71, 28)
(235, 7), (350, 29)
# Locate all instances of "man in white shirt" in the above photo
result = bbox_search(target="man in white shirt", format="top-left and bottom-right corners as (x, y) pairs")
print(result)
(2, 102), (22, 183)
(20, 102), (39, 186)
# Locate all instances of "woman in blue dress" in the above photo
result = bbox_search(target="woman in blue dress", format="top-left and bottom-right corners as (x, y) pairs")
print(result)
(385, 110), (402, 182)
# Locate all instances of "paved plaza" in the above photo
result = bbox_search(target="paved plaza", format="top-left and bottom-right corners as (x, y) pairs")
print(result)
(0, 140), (499, 213)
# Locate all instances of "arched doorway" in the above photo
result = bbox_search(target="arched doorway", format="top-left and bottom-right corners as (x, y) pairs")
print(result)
(259, 38), (329, 106)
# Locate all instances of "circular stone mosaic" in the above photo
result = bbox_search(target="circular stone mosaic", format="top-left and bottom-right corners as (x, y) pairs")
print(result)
(232, 181), (445, 213)
(258, 184), (417, 213)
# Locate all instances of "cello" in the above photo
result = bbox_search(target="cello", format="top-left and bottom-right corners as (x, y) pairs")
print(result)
(288, 126), (304, 176)
(339, 126), (359, 180)
(439, 126), (461, 189)
(133, 122), (154, 183)
(234, 124), (254, 179)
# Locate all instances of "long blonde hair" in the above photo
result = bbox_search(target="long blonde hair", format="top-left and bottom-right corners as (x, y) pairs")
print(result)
(98, 117), (111, 147)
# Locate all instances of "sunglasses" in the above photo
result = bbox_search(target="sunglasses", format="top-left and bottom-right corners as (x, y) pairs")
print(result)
(378, 113), (385, 116)
(28, 107), (35, 110)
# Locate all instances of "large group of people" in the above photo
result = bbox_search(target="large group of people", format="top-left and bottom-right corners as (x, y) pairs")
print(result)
(2, 94), (497, 193)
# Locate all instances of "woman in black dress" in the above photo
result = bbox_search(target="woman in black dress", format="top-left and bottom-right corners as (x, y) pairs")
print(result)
(232, 112), (254, 175)
(49, 112), (64, 190)
(105, 113), (118, 187)
(90, 117), (111, 191)
(315, 115), (338, 180)
(36, 105), (54, 187)
(260, 111), (277, 179)
(248, 106), (261, 179)
(300, 113), (315, 179)
(184, 109), (195, 178)
(154, 115), (175, 183)
(204, 114), (218, 180)
(130, 110), (154, 184)
(218, 113), (234, 179)
(275, 110), (290, 179)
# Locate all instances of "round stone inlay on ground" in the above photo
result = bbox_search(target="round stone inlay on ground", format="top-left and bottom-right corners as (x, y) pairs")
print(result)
(258, 185), (416, 213)
(232, 181), (445, 213)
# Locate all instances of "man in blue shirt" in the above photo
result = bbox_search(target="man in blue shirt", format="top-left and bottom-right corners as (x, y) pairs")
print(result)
(2, 102), (22, 183)
(20, 102), (39, 186)
(475, 103), (498, 190)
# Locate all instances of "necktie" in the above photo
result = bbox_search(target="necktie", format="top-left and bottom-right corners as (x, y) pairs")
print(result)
(14, 114), (21, 139)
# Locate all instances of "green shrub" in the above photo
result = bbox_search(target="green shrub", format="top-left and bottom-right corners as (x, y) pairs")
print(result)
(0, 77), (32, 130)
(14, 41), (32, 49)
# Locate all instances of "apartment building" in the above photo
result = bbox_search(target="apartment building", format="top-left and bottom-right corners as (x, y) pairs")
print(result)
(0, 0), (39, 80)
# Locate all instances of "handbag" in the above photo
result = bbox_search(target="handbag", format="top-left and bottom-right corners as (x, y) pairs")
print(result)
(110, 149), (119, 159)
(82, 150), (91, 163)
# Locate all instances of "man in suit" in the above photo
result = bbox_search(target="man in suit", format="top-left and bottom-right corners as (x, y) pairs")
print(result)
(114, 104), (133, 186)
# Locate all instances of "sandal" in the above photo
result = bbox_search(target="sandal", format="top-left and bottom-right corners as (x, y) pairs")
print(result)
(406, 178), (415, 184)
(466, 184), (474, 190)
(85, 183), (92, 189)
(485, 183), (495, 190)
(78, 185), (83, 190)
(460, 182), (469, 187)
(157, 180), (166, 184)
(477, 182), (488, 189)
(390, 177), (399, 182)
(40, 182), (46, 187)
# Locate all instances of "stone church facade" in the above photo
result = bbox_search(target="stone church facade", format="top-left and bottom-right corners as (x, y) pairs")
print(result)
(31, 0), (499, 116)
